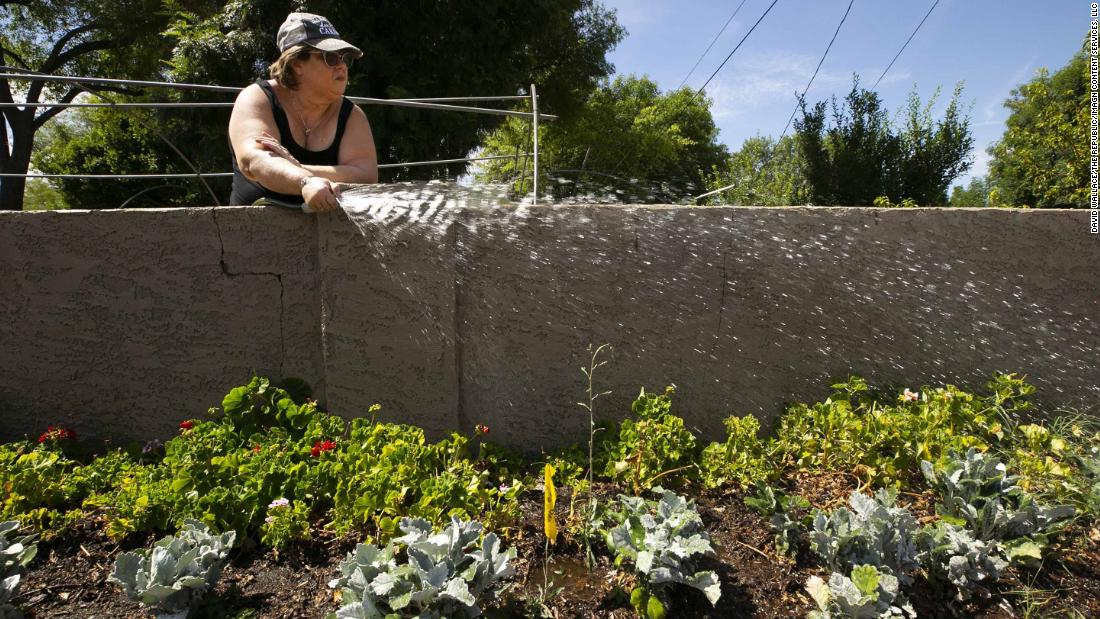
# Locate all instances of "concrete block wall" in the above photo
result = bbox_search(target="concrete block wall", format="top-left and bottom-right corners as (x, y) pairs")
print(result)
(0, 207), (323, 444)
(1, 204), (1097, 452)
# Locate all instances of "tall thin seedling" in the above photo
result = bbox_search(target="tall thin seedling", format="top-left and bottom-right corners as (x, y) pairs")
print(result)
(578, 343), (612, 567)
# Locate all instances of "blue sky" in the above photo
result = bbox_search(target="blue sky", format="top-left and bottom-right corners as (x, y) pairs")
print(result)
(601, 0), (1087, 187)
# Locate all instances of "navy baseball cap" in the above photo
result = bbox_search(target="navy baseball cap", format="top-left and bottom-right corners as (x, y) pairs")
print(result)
(276, 13), (363, 57)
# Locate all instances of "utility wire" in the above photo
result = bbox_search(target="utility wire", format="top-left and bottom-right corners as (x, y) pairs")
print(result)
(0, 154), (534, 179)
(872, 0), (939, 89)
(0, 65), (223, 205)
(677, 0), (748, 89)
(779, 0), (855, 138)
(0, 69), (556, 119)
(695, 0), (781, 98)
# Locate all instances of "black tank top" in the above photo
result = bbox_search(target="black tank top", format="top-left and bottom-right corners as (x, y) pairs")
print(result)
(229, 80), (354, 205)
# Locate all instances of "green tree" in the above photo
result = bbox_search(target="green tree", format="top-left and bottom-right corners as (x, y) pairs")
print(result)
(31, 0), (625, 208)
(21, 178), (68, 210)
(33, 106), (207, 209)
(949, 176), (990, 207)
(476, 74), (727, 202)
(986, 38), (1089, 208)
(0, 0), (207, 210)
(895, 83), (974, 205)
(795, 76), (973, 206)
(701, 134), (808, 206)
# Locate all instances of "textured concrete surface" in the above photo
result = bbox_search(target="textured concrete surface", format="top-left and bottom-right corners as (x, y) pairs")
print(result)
(317, 207), (459, 438)
(0, 207), (322, 444)
(451, 206), (1100, 450)
(1, 204), (1097, 451)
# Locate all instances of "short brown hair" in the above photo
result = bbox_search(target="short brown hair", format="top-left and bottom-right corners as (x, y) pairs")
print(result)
(268, 44), (312, 90)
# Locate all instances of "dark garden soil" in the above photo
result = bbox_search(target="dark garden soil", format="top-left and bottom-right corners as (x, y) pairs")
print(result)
(14, 472), (1100, 619)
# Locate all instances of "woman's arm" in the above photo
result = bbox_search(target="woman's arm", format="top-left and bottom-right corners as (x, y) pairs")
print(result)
(228, 84), (312, 193)
(301, 105), (379, 184)
(228, 84), (340, 211)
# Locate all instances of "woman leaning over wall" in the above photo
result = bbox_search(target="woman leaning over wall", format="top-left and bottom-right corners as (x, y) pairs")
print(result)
(228, 12), (378, 211)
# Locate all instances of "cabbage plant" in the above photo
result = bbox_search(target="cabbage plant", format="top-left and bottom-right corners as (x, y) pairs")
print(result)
(915, 522), (1007, 600)
(806, 564), (916, 619)
(1, 520), (37, 619)
(809, 489), (919, 585)
(921, 448), (1074, 562)
(108, 519), (236, 619)
(327, 516), (515, 618)
(604, 487), (720, 618)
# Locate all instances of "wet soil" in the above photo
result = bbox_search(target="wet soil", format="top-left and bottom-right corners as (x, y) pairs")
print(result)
(13, 474), (1100, 618)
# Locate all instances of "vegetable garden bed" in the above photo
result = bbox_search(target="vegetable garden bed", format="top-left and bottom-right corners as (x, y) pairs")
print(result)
(2, 364), (1099, 618)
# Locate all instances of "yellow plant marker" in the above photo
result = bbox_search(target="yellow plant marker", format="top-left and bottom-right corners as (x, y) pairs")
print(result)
(544, 463), (558, 544)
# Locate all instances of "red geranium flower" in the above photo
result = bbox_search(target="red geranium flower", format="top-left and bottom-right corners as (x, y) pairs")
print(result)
(179, 420), (194, 430)
(311, 439), (337, 457)
(37, 425), (76, 443)
(474, 424), (490, 436)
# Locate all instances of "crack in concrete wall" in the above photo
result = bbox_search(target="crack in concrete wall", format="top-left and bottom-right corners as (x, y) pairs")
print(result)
(210, 208), (289, 376)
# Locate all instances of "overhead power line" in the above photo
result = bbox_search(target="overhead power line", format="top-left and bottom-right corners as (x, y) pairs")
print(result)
(872, 0), (939, 89)
(695, 0), (782, 97)
(677, 0), (748, 89)
(780, 0), (856, 138)
(698, 0), (856, 203)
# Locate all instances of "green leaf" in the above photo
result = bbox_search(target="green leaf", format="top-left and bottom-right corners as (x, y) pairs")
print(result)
(630, 586), (648, 612)
(1003, 538), (1043, 565)
(849, 564), (881, 597)
(646, 593), (666, 619)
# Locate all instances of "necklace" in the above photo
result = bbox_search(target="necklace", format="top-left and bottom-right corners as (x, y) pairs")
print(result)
(293, 93), (333, 143)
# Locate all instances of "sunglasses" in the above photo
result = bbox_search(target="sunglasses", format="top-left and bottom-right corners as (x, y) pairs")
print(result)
(309, 50), (356, 68)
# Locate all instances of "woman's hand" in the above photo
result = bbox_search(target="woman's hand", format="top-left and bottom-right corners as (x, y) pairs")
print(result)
(301, 176), (341, 212)
(253, 132), (301, 166)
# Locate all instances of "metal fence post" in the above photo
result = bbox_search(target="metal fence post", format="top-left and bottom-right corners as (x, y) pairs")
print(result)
(531, 84), (538, 205)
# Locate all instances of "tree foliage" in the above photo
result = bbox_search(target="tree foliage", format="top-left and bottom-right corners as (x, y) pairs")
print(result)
(476, 74), (727, 202)
(949, 176), (991, 208)
(986, 38), (1089, 208)
(0, 0), (198, 210)
(701, 134), (809, 206)
(794, 76), (973, 206)
(28, 0), (624, 208)
(33, 106), (210, 209)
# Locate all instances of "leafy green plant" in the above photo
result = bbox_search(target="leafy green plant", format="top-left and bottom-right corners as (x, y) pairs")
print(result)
(216, 376), (315, 437)
(806, 564), (916, 619)
(920, 448), (1075, 564)
(1006, 417), (1100, 517)
(873, 195), (919, 208)
(326, 516), (515, 619)
(700, 414), (774, 490)
(1078, 446), (1100, 515)
(809, 489), (919, 585)
(330, 420), (522, 539)
(86, 377), (521, 546)
(744, 486), (810, 556)
(94, 418), (313, 538)
(604, 487), (720, 618)
(915, 522), (1007, 601)
(260, 498), (311, 552)
(0, 442), (81, 535)
(602, 387), (699, 494)
(0, 520), (37, 619)
(775, 375), (1030, 487)
(0, 438), (138, 537)
(109, 519), (236, 619)
(1006, 422), (1079, 510)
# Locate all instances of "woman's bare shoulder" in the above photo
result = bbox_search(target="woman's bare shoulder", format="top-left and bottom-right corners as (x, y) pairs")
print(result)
(234, 80), (276, 106)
